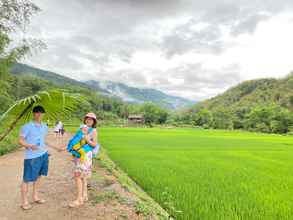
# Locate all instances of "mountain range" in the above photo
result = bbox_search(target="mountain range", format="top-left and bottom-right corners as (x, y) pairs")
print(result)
(10, 63), (194, 110)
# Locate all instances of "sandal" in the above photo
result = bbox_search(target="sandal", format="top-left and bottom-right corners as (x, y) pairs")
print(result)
(21, 203), (32, 210)
(69, 200), (84, 208)
(33, 199), (46, 204)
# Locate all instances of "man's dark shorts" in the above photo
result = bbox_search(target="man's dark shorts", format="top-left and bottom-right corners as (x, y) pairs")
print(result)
(23, 152), (49, 182)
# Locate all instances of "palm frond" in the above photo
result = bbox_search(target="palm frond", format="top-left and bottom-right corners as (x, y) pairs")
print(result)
(0, 89), (84, 127)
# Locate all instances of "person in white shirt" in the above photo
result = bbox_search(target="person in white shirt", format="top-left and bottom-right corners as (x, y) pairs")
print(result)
(53, 121), (63, 137)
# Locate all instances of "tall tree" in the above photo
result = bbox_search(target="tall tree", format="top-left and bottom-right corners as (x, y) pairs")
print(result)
(0, 0), (44, 67)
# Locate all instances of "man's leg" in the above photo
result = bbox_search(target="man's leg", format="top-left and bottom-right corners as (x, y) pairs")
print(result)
(21, 159), (33, 209)
(32, 177), (42, 201)
(21, 182), (29, 206)
(32, 153), (48, 203)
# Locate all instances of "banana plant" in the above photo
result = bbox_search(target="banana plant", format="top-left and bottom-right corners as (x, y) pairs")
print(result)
(0, 89), (84, 143)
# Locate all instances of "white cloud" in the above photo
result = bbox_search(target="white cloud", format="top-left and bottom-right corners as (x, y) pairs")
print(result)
(22, 0), (293, 101)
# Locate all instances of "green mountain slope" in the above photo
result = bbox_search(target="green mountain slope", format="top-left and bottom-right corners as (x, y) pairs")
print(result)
(10, 63), (194, 109)
(183, 74), (293, 133)
(200, 74), (293, 111)
(10, 63), (94, 90)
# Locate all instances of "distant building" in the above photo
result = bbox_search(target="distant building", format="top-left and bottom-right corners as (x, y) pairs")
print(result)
(128, 115), (144, 124)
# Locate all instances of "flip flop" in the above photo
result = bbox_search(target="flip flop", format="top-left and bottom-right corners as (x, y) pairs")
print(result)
(33, 199), (46, 204)
(21, 203), (32, 210)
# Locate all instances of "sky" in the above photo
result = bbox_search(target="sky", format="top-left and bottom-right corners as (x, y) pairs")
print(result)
(22, 0), (293, 101)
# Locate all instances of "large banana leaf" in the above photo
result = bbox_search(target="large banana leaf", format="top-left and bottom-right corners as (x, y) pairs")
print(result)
(0, 89), (85, 142)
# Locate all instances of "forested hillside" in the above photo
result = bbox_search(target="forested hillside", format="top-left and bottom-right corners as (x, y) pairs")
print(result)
(201, 74), (293, 111)
(1, 65), (171, 126)
(179, 74), (293, 134)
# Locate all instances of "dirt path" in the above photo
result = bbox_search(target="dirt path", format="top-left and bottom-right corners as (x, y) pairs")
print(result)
(0, 131), (153, 220)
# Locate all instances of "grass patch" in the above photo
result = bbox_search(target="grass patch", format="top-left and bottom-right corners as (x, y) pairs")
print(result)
(0, 125), (20, 156)
(91, 190), (121, 204)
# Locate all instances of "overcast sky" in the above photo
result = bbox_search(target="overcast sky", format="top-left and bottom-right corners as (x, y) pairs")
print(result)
(22, 0), (293, 101)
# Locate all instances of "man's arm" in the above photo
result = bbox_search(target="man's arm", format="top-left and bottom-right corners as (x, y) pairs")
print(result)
(45, 140), (55, 149)
(44, 132), (66, 152)
(19, 124), (38, 151)
(19, 136), (38, 151)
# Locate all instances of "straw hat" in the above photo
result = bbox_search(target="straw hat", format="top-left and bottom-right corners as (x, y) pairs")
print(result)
(84, 112), (97, 120)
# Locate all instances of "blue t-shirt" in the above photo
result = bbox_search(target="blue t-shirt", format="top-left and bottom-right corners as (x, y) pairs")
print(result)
(20, 121), (48, 159)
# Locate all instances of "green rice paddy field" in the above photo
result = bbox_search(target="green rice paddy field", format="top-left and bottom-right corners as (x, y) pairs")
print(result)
(99, 128), (293, 220)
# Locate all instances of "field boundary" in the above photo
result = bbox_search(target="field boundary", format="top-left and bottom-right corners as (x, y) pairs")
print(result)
(96, 148), (171, 220)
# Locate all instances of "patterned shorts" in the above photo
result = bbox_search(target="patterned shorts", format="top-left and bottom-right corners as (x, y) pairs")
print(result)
(73, 151), (93, 178)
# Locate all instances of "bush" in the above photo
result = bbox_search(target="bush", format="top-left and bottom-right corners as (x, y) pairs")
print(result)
(270, 120), (287, 134)
(192, 108), (213, 128)
(244, 105), (292, 134)
(212, 109), (234, 130)
(140, 103), (169, 125)
(255, 122), (271, 133)
(0, 126), (19, 155)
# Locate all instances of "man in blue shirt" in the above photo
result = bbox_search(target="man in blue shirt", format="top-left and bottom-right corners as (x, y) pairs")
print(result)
(19, 105), (49, 210)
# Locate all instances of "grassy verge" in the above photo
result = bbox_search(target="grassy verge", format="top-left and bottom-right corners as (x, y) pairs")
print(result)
(96, 148), (171, 220)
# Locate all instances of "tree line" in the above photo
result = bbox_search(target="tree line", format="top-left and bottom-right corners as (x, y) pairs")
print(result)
(173, 105), (293, 134)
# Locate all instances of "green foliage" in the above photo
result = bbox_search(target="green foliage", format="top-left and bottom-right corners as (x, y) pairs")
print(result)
(140, 103), (158, 125)
(0, 74), (53, 114)
(190, 108), (234, 130)
(212, 109), (234, 129)
(0, 0), (44, 65)
(0, 94), (14, 115)
(0, 89), (84, 144)
(139, 102), (169, 125)
(161, 187), (182, 218)
(134, 201), (152, 217)
(1, 64), (171, 128)
(173, 110), (193, 126)
(0, 0), (46, 116)
(244, 105), (293, 133)
(4, 62), (175, 127)
(0, 90), (82, 124)
(191, 108), (213, 128)
(91, 190), (120, 204)
(10, 63), (89, 89)
(189, 75), (293, 134)
(0, 123), (19, 155)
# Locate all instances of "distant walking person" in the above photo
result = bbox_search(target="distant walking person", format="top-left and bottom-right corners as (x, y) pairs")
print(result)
(60, 123), (65, 136)
(19, 106), (49, 210)
(53, 121), (63, 137)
